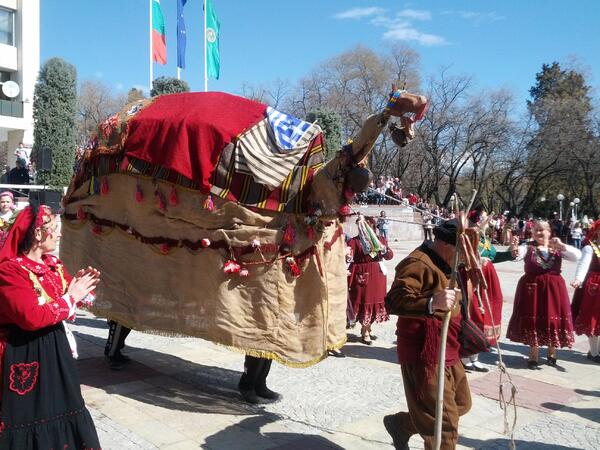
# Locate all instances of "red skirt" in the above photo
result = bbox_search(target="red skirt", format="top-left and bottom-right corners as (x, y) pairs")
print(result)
(506, 272), (574, 348)
(349, 261), (389, 326)
(470, 262), (503, 345)
(571, 272), (600, 336)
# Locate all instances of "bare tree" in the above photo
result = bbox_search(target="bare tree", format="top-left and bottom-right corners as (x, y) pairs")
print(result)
(77, 80), (126, 145)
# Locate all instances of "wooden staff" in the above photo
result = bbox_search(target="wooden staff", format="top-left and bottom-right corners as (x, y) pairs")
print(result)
(433, 190), (478, 450)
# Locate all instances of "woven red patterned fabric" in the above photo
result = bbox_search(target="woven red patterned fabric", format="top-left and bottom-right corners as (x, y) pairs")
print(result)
(124, 92), (267, 192)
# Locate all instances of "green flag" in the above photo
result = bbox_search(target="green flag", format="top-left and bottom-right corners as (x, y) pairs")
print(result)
(206, 0), (220, 79)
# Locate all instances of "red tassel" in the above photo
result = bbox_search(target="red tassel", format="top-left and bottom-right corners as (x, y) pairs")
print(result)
(223, 260), (241, 274)
(285, 256), (302, 278)
(169, 186), (178, 206)
(282, 221), (296, 246)
(307, 226), (316, 240)
(155, 190), (166, 211)
(76, 207), (86, 220)
(200, 238), (211, 248)
(343, 186), (354, 201)
(203, 194), (214, 211)
(92, 225), (102, 235)
(339, 204), (352, 216)
(160, 243), (170, 254)
(100, 176), (109, 196)
(135, 184), (144, 203)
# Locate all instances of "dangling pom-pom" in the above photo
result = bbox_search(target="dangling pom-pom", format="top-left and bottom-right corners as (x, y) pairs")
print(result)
(200, 238), (211, 248)
(339, 204), (352, 216)
(223, 260), (241, 274)
(282, 221), (296, 246)
(92, 225), (103, 235)
(160, 243), (170, 254)
(155, 189), (167, 211)
(135, 184), (144, 203)
(203, 194), (214, 211)
(169, 186), (178, 206)
(285, 256), (302, 278)
(343, 186), (354, 201)
(100, 176), (109, 196)
(77, 207), (86, 220)
(239, 268), (249, 277)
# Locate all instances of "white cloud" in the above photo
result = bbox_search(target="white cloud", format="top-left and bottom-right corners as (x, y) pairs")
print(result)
(397, 9), (431, 21)
(334, 6), (446, 46)
(383, 25), (447, 46)
(444, 10), (505, 22)
(334, 7), (385, 20)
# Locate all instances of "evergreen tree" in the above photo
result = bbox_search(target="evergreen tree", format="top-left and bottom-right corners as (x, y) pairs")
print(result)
(524, 62), (598, 215)
(306, 108), (342, 161)
(32, 57), (78, 188)
(150, 77), (190, 97)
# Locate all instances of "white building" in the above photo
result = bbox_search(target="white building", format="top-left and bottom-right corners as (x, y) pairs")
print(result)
(0, 0), (39, 169)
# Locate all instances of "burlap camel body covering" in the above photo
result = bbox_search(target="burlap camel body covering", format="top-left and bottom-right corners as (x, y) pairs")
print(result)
(61, 174), (347, 367)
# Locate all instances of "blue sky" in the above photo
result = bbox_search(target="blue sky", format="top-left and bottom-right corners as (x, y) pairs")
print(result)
(42, 1), (600, 106)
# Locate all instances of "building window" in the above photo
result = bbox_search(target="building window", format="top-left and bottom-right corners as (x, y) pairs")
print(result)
(0, 8), (14, 46)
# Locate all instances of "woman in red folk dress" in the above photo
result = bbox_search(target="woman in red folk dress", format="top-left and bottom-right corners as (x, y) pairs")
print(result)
(507, 220), (581, 370)
(570, 220), (600, 363)
(0, 204), (101, 449)
(461, 210), (511, 373)
(348, 216), (393, 345)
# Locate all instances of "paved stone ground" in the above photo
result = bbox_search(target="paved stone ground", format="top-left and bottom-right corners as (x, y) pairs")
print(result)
(69, 240), (600, 449)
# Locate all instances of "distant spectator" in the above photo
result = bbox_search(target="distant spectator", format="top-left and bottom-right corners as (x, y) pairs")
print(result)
(421, 212), (433, 240)
(377, 210), (390, 241)
(28, 162), (37, 184)
(570, 222), (583, 249)
(14, 143), (31, 165)
(408, 193), (418, 205)
(7, 158), (29, 185)
(0, 165), (9, 184)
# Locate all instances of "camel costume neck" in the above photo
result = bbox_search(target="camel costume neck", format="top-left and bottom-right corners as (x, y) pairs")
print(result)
(308, 112), (388, 218)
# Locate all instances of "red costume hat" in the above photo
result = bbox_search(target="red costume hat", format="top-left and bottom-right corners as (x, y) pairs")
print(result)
(586, 219), (600, 243)
(0, 205), (53, 262)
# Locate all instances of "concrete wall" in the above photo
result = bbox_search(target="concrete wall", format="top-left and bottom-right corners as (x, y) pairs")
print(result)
(0, 0), (39, 166)
(342, 205), (424, 242)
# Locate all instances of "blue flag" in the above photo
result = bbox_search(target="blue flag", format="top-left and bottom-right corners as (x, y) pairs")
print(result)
(177, 0), (187, 69)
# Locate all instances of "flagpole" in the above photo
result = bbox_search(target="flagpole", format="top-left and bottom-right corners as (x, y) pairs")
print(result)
(149, 0), (153, 92)
(177, 67), (181, 80)
(203, 0), (208, 92)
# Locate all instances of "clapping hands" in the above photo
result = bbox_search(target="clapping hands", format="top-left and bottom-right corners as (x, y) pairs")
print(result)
(549, 237), (567, 252)
(68, 266), (101, 304)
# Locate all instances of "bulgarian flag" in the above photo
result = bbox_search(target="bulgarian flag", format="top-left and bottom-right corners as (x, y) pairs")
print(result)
(152, 0), (167, 64)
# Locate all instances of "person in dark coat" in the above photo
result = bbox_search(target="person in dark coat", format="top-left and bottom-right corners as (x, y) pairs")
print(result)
(7, 158), (29, 185)
(383, 219), (471, 450)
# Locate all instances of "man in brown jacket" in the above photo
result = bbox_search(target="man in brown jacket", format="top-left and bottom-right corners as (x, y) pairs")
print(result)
(383, 220), (471, 450)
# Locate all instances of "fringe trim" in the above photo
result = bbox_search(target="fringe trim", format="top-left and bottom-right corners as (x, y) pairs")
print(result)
(95, 312), (346, 369)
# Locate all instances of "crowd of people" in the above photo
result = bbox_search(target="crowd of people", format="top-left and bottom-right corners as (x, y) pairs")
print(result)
(334, 203), (599, 449)
(0, 193), (598, 449)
